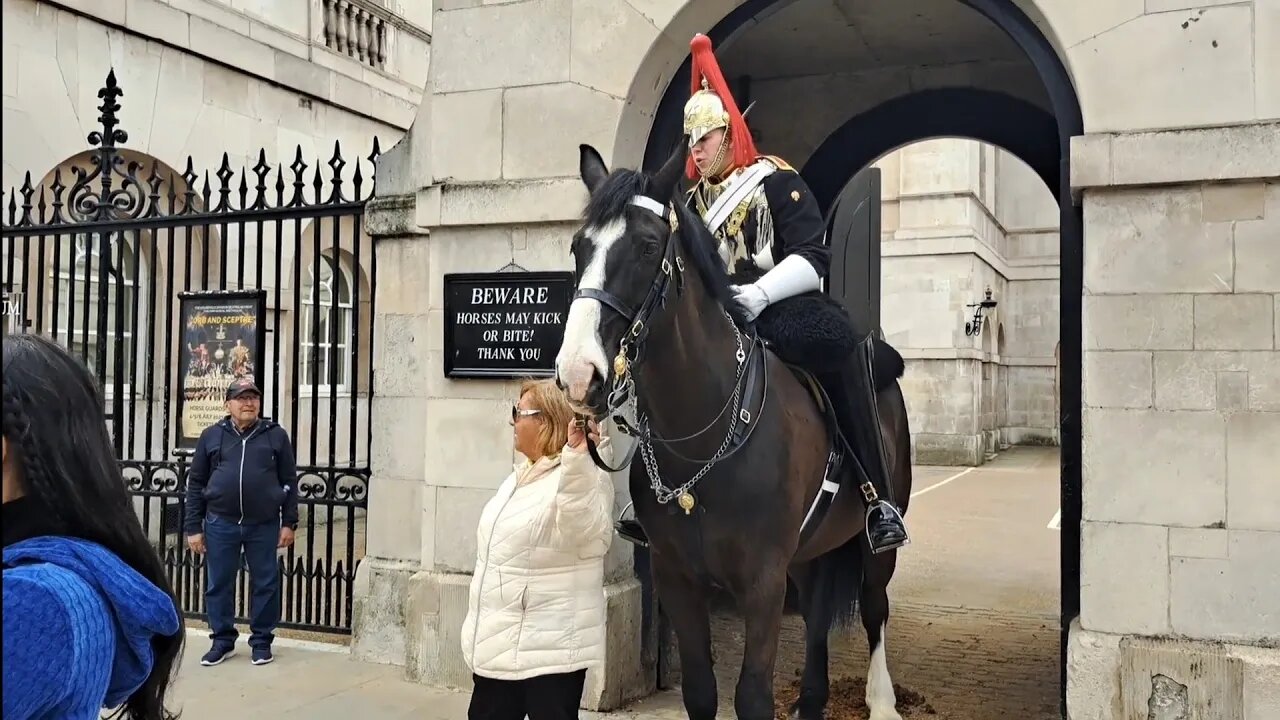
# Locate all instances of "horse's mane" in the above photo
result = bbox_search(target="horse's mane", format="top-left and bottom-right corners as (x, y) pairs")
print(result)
(583, 168), (748, 327)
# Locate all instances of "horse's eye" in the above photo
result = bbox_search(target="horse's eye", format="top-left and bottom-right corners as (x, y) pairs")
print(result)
(642, 240), (660, 256)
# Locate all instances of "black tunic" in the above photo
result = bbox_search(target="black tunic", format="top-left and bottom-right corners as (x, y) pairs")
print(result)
(686, 156), (831, 282)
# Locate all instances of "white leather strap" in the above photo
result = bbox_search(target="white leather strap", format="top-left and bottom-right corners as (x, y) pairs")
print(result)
(703, 161), (775, 235)
(629, 195), (668, 218)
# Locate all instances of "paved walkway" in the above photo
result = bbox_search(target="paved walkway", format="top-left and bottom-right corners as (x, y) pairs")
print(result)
(170, 447), (1063, 720)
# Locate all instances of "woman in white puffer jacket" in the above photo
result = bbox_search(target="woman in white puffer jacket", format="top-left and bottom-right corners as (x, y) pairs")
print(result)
(461, 378), (616, 720)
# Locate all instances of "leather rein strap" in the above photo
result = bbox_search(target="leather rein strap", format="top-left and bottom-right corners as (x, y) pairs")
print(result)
(574, 194), (767, 478)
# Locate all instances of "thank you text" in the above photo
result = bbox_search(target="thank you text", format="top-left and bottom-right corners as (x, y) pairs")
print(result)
(443, 271), (574, 378)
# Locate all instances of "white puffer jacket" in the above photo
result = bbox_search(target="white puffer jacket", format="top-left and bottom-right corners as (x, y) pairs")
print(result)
(460, 440), (615, 680)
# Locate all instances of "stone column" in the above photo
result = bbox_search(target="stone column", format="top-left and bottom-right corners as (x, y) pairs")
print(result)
(1070, 123), (1280, 720)
(882, 139), (1005, 465)
(351, 0), (656, 708)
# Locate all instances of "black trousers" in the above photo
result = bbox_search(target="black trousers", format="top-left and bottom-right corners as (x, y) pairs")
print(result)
(467, 670), (587, 720)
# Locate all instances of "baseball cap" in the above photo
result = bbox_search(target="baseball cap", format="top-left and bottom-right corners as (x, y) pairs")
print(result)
(226, 377), (262, 400)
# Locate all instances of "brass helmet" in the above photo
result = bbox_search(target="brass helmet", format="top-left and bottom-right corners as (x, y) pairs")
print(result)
(681, 34), (758, 179)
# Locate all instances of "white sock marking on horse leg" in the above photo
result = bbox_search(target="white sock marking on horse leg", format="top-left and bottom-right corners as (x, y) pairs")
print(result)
(556, 217), (623, 401)
(866, 621), (902, 720)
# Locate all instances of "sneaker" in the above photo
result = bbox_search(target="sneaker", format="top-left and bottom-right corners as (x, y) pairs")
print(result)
(200, 644), (235, 666)
(251, 645), (274, 665)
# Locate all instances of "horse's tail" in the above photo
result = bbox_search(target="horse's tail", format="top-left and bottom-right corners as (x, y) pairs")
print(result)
(809, 534), (864, 633)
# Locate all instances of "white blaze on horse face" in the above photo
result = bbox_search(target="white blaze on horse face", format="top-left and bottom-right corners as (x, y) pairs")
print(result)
(866, 621), (902, 720)
(556, 216), (625, 402)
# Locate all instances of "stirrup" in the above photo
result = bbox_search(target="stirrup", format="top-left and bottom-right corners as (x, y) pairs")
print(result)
(865, 500), (910, 554)
(615, 502), (649, 548)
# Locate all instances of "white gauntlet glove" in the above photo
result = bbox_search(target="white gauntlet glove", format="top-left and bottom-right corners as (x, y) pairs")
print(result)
(731, 255), (822, 322)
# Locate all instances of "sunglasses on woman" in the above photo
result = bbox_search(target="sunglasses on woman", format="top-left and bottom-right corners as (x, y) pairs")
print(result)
(512, 405), (542, 422)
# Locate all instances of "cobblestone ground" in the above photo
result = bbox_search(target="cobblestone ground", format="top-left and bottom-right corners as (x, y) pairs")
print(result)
(702, 601), (1061, 719)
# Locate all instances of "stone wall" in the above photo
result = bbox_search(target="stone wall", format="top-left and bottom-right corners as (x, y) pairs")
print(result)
(1, 0), (427, 190)
(1072, 129), (1280, 718)
(352, 0), (1280, 716)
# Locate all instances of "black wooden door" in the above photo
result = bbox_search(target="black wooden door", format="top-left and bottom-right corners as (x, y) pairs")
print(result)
(826, 166), (882, 337)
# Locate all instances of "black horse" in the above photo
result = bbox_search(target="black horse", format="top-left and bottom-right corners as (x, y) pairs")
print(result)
(555, 143), (913, 720)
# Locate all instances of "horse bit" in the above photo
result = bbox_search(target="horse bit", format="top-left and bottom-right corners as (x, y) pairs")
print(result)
(573, 194), (765, 517)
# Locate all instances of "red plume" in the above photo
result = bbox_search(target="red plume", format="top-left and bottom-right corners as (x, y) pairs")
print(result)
(686, 34), (758, 179)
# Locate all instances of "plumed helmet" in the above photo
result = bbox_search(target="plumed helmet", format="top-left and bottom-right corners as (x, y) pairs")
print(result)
(682, 34), (759, 178)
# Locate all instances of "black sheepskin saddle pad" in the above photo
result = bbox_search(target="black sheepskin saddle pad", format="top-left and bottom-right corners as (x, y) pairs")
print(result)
(728, 270), (904, 388)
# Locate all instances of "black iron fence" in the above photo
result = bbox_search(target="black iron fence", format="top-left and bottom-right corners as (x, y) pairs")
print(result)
(1, 70), (379, 634)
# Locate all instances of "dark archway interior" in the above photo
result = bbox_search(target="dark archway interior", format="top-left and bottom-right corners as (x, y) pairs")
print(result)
(640, 0), (1083, 714)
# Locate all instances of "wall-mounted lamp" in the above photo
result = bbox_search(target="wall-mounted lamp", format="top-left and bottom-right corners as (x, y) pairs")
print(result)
(964, 286), (998, 337)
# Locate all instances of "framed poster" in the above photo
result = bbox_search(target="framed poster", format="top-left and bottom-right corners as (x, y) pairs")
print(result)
(175, 289), (267, 449)
(443, 271), (574, 379)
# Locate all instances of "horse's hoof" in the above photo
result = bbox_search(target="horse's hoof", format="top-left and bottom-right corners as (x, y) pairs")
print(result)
(868, 709), (903, 720)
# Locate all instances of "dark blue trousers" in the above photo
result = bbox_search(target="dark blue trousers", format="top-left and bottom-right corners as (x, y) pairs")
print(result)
(203, 514), (281, 649)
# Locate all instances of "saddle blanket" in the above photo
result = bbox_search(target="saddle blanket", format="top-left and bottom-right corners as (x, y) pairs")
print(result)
(728, 269), (904, 389)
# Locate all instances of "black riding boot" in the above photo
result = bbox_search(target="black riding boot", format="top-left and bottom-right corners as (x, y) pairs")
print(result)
(821, 336), (910, 554)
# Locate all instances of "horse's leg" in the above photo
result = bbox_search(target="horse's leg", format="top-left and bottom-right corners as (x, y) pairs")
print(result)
(733, 561), (789, 720)
(789, 563), (830, 720)
(860, 544), (903, 720)
(652, 559), (718, 720)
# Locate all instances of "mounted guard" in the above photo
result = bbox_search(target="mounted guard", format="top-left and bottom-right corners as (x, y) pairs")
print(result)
(615, 33), (910, 555)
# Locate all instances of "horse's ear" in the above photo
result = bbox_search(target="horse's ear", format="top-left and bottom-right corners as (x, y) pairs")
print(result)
(579, 144), (609, 194)
(651, 139), (688, 200)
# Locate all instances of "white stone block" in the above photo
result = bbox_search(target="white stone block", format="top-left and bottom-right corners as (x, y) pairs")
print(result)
(427, 227), (514, 307)
(1203, 182), (1267, 222)
(1070, 134), (1111, 188)
(1046, 0), (1144, 48)
(1169, 527), (1229, 559)
(432, 485), (499, 573)
(431, 0), (571, 93)
(570, 0), (659, 99)
(1242, 645), (1280, 720)
(188, 16), (275, 82)
(1066, 620), (1123, 720)
(366, 476), (423, 563)
(1108, 123), (1280, 188)
(432, 90), (504, 182)
(125, 0), (189, 46)
(273, 49), (329, 99)
(502, 83), (622, 180)
(1194, 294), (1275, 350)
(1118, 636), (1245, 720)
(1083, 409), (1225, 527)
(1070, 6), (1254, 132)
(1154, 351), (1280, 411)
(1234, 184), (1280, 293)
(1084, 187), (1232, 294)
(1226, 412), (1280, 532)
(369, 396), (429, 481)
(1084, 294), (1193, 350)
(424, 351), (522, 402)
(1083, 351), (1152, 408)
(374, 236), (431, 315)
(423, 397), (515, 492)
(1258, 0), (1280, 121)
(1080, 521), (1170, 636)
(1171, 530), (1280, 644)
(437, 178), (591, 227)
(372, 313), (432, 398)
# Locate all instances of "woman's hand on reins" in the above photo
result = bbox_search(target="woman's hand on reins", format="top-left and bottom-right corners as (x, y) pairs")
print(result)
(568, 417), (602, 450)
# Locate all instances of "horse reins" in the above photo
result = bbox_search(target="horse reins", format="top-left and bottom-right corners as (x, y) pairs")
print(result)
(572, 193), (767, 513)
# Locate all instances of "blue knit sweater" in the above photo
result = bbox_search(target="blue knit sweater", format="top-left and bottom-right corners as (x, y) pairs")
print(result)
(2, 536), (182, 720)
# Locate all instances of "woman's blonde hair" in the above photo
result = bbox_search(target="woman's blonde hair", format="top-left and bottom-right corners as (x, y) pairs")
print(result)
(520, 378), (575, 458)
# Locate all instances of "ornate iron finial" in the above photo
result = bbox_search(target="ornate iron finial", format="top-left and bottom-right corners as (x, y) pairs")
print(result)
(67, 69), (147, 222)
(88, 69), (127, 150)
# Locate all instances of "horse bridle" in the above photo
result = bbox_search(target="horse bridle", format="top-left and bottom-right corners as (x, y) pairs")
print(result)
(572, 194), (766, 513)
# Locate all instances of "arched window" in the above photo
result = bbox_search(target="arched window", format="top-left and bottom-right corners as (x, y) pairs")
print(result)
(50, 231), (144, 395)
(299, 253), (354, 393)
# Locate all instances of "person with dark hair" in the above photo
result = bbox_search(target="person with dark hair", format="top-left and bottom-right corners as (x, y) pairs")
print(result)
(184, 376), (298, 667)
(2, 333), (184, 720)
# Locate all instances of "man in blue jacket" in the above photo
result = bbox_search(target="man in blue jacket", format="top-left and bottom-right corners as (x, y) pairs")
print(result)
(184, 377), (298, 667)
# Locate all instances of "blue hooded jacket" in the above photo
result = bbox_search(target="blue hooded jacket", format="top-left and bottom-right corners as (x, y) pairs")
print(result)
(2, 536), (182, 719)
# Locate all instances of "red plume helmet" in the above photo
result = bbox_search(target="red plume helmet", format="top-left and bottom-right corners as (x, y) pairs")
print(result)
(684, 34), (758, 179)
